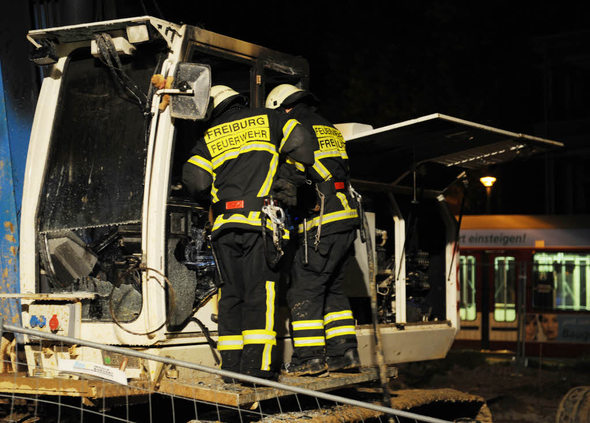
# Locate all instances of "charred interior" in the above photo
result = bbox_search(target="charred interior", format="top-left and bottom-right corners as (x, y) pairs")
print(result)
(396, 194), (448, 323)
(347, 186), (450, 325)
(36, 33), (166, 323)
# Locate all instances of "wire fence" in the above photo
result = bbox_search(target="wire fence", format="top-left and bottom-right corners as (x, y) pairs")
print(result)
(0, 321), (478, 423)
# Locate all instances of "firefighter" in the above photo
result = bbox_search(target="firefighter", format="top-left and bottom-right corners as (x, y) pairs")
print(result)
(266, 84), (361, 376)
(182, 85), (314, 382)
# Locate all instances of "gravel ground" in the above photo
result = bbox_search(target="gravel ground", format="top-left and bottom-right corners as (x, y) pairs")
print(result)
(391, 350), (590, 422)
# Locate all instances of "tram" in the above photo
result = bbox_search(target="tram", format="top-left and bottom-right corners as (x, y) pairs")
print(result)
(454, 214), (590, 358)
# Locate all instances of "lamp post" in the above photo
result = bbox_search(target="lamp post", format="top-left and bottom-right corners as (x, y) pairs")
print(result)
(480, 176), (496, 214)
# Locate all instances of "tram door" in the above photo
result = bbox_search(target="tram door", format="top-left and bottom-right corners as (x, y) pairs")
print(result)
(456, 253), (482, 343)
(487, 253), (519, 347)
(457, 251), (521, 349)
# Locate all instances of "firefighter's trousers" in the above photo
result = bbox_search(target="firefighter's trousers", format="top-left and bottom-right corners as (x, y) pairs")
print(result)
(213, 230), (279, 379)
(287, 230), (358, 364)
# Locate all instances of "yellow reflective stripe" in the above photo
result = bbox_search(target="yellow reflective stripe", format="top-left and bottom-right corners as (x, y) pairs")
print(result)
(262, 344), (272, 371)
(324, 310), (354, 324)
(286, 157), (305, 172)
(211, 150), (239, 169)
(210, 181), (219, 202)
(243, 335), (277, 345)
(217, 335), (244, 351)
(261, 280), (276, 371)
(279, 119), (299, 152)
(187, 155), (213, 175)
(257, 152), (278, 196)
(325, 326), (356, 339)
(336, 192), (352, 210)
(243, 329), (276, 336)
(265, 281), (276, 332)
(312, 156), (332, 180)
(293, 336), (326, 347)
(212, 213), (261, 231)
(217, 344), (243, 351)
(314, 149), (348, 161)
(291, 320), (324, 331)
(298, 209), (359, 233)
(212, 213), (290, 239)
(243, 328), (275, 348)
(210, 142), (276, 170)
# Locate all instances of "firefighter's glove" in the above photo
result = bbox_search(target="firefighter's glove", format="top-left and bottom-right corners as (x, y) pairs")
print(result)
(271, 178), (298, 207)
(277, 162), (307, 187)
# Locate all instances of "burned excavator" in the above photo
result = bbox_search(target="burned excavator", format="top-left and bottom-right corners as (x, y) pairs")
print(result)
(0, 15), (562, 422)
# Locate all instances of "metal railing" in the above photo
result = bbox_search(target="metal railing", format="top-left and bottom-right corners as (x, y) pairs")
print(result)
(0, 319), (456, 423)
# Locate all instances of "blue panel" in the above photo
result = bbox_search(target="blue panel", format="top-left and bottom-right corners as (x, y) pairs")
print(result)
(0, 63), (26, 326)
(5, 93), (30, 214)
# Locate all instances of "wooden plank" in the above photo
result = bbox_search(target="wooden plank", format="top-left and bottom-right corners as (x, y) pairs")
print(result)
(254, 387), (489, 423)
(157, 367), (397, 407)
(0, 367), (396, 408)
(0, 373), (147, 398)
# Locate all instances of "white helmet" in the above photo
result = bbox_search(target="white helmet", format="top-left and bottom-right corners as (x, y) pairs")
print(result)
(266, 84), (314, 109)
(210, 85), (242, 110)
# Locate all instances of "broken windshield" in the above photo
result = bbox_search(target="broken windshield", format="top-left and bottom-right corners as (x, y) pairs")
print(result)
(39, 45), (160, 232)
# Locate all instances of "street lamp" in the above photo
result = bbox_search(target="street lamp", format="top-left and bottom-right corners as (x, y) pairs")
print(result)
(480, 176), (496, 213)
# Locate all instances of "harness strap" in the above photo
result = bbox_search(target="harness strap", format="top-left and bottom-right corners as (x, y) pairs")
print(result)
(311, 180), (347, 250)
(314, 185), (326, 250)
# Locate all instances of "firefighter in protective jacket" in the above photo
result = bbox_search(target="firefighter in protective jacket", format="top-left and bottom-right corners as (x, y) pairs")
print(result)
(182, 85), (314, 381)
(266, 84), (361, 376)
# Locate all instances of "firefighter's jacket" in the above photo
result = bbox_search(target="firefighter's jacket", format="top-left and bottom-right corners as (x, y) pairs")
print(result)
(182, 105), (314, 239)
(289, 103), (359, 236)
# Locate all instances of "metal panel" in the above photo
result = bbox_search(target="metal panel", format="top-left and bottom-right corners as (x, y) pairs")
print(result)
(357, 323), (456, 365)
(0, 64), (24, 328)
(27, 16), (310, 82)
(27, 16), (173, 43)
(346, 113), (563, 188)
(188, 26), (309, 75)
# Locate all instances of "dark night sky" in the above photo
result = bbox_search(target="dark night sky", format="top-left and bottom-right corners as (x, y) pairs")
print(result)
(3, 1), (590, 214)
(151, 1), (590, 214)
(149, 2), (590, 129)
(11, 1), (590, 129)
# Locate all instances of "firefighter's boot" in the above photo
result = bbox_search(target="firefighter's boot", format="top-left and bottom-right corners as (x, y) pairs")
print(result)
(327, 348), (360, 372)
(283, 358), (328, 377)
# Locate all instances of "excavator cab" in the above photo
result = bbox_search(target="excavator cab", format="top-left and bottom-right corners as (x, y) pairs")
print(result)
(19, 17), (312, 377)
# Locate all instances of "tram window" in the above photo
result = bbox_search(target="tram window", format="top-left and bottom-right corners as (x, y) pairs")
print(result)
(494, 256), (516, 322)
(533, 252), (590, 311)
(459, 255), (476, 321)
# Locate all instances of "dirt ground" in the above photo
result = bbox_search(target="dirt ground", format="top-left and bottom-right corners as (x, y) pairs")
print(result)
(391, 349), (590, 423)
